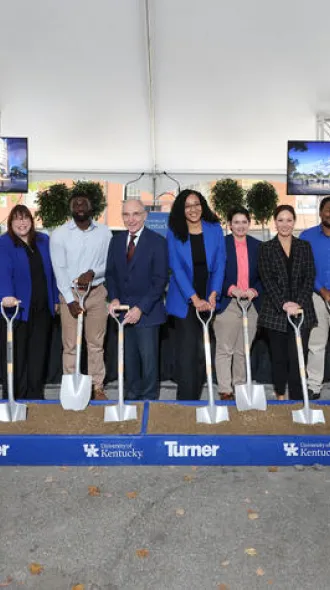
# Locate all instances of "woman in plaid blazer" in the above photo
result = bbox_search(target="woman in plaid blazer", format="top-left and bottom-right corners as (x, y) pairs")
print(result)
(258, 205), (316, 400)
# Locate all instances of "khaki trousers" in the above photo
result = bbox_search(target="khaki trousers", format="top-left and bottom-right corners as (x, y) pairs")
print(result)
(214, 299), (258, 393)
(60, 284), (108, 389)
(307, 292), (330, 393)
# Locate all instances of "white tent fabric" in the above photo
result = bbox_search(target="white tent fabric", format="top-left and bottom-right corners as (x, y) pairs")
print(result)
(1, 0), (330, 176)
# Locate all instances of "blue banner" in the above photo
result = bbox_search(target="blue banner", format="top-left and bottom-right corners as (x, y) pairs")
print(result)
(145, 212), (169, 237)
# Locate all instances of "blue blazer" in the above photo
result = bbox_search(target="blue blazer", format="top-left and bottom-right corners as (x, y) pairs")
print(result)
(218, 234), (263, 313)
(0, 232), (59, 322)
(105, 226), (168, 327)
(166, 220), (226, 318)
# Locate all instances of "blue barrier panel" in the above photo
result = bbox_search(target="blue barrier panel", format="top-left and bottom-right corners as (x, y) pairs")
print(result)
(0, 400), (329, 466)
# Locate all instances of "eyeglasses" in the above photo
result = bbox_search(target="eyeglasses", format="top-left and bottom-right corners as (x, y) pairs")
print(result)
(122, 212), (145, 219)
(185, 202), (202, 211)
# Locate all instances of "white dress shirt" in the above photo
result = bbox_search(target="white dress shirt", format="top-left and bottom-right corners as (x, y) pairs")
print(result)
(50, 219), (112, 304)
(126, 226), (144, 249)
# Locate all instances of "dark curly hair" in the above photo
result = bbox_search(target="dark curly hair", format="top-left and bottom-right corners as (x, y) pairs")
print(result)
(168, 189), (219, 242)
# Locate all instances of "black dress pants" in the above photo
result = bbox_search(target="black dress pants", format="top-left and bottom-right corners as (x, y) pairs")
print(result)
(266, 325), (310, 400)
(0, 308), (52, 399)
(174, 306), (216, 400)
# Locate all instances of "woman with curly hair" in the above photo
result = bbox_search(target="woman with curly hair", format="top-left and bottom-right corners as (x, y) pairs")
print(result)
(166, 189), (226, 400)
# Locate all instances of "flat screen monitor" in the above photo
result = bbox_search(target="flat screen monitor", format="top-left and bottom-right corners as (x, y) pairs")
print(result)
(0, 137), (28, 193)
(287, 140), (330, 196)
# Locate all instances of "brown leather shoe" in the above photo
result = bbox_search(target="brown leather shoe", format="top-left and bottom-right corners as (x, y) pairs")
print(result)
(93, 388), (108, 401)
(219, 392), (235, 401)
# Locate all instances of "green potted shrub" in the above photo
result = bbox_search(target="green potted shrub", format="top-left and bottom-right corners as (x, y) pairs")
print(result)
(35, 180), (107, 229)
(35, 183), (70, 229)
(210, 178), (245, 229)
(246, 181), (279, 240)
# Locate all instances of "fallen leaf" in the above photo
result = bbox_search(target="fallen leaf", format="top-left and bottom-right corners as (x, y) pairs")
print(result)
(0, 576), (13, 587)
(88, 486), (101, 497)
(60, 466), (70, 471)
(191, 466), (198, 471)
(72, 585), (84, 590)
(268, 466), (279, 472)
(247, 510), (259, 520)
(28, 563), (43, 575)
(256, 568), (265, 576)
(183, 475), (193, 482)
(44, 476), (54, 483)
(218, 584), (229, 590)
(126, 491), (138, 499)
(175, 508), (185, 517)
(267, 580), (273, 585)
(244, 548), (257, 557)
(135, 549), (149, 559)
(221, 560), (230, 567)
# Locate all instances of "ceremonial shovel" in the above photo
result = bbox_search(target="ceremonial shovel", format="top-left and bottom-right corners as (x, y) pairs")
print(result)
(60, 283), (92, 411)
(104, 306), (137, 422)
(196, 309), (229, 424)
(0, 301), (27, 422)
(235, 298), (267, 411)
(287, 310), (325, 425)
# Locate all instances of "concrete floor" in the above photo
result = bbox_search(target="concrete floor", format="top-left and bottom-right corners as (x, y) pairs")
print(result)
(1, 383), (330, 589)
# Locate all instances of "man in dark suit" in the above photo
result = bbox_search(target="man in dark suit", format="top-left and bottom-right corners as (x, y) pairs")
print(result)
(106, 200), (168, 400)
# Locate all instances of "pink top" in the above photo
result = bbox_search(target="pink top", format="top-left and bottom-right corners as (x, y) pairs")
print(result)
(228, 237), (258, 297)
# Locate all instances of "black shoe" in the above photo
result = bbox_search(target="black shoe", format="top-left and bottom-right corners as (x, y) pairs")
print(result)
(308, 388), (321, 400)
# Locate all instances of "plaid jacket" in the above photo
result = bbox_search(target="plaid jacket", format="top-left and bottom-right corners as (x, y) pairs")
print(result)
(258, 235), (317, 333)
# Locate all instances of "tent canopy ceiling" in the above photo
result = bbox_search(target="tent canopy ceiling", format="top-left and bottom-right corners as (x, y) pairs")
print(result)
(1, 0), (330, 176)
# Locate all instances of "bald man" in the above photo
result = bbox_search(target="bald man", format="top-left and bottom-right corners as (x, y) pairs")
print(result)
(106, 200), (168, 400)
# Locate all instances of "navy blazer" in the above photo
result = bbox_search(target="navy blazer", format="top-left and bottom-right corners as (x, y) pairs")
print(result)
(218, 234), (263, 313)
(0, 232), (58, 322)
(105, 226), (168, 327)
(166, 220), (226, 318)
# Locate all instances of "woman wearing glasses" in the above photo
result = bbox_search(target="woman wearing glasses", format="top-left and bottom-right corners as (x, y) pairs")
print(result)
(166, 190), (226, 400)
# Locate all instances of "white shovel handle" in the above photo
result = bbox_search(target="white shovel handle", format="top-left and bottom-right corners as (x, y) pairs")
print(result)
(112, 306), (130, 405)
(1, 301), (20, 405)
(236, 298), (253, 386)
(112, 305), (130, 327)
(287, 309), (310, 410)
(72, 281), (92, 308)
(196, 309), (215, 407)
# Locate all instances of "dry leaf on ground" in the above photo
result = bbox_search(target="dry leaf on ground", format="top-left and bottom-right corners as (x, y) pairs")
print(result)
(247, 510), (259, 520)
(268, 466), (279, 472)
(175, 508), (185, 517)
(183, 475), (194, 482)
(136, 549), (149, 559)
(72, 585), (85, 590)
(218, 584), (230, 590)
(244, 548), (257, 557)
(221, 560), (230, 567)
(126, 491), (138, 499)
(28, 563), (43, 575)
(59, 466), (70, 471)
(0, 576), (13, 587)
(256, 568), (265, 576)
(191, 466), (198, 471)
(44, 476), (54, 483)
(88, 486), (101, 496)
